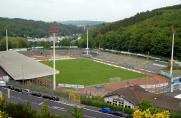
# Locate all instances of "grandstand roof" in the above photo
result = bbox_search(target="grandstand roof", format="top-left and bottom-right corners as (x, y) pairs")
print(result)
(0, 51), (58, 80)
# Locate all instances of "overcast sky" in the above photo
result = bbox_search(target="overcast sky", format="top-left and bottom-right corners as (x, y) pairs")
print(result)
(0, 0), (180, 22)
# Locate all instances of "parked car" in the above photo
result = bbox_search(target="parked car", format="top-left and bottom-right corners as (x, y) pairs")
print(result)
(99, 107), (112, 113)
(7, 85), (14, 90)
(30, 92), (42, 97)
(22, 89), (31, 93)
(14, 87), (22, 92)
(110, 111), (124, 117)
(0, 81), (6, 87)
(42, 94), (50, 99)
(52, 96), (59, 101)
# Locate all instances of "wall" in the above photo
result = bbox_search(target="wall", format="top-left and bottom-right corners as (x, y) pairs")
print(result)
(104, 95), (135, 109)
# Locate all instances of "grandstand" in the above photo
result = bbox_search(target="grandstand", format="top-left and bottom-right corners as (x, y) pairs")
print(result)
(95, 51), (168, 73)
(19, 48), (81, 60)
(0, 51), (58, 86)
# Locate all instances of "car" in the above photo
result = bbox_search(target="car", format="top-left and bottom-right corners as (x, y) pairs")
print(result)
(42, 94), (59, 101)
(0, 81), (6, 87)
(52, 96), (59, 101)
(42, 94), (50, 99)
(22, 89), (31, 93)
(7, 85), (14, 90)
(42, 94), (54, 100)
(99, 107), (112, 113)
(14, 87), (22, 92)
(30, 92), (42, 97)
(110, 111), (124, 117)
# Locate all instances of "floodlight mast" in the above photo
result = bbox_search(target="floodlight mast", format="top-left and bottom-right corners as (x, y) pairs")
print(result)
(5, 28), (8, 51)
(53, 32), (56, 90)
(86, 28), (89, 54)
(85, 25), (89, 55)
(48, 26), (60, 91)
(170, 26), (176, 92)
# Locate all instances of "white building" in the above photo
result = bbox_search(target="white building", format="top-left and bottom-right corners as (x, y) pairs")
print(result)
(104, 85), (181, 112)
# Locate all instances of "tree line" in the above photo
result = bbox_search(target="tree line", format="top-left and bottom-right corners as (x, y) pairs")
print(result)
(0, 37), (28, 50)
(0, 17), (84, 38)
(78, 5), (181, 60)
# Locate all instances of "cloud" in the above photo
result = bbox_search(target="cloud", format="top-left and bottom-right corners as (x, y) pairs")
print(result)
(0, 0), (180, 22)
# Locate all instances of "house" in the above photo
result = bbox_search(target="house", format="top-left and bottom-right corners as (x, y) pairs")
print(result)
(104, 85), (181, 112)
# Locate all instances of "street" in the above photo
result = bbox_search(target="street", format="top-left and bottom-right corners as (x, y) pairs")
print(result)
(0, 87), (122, 118)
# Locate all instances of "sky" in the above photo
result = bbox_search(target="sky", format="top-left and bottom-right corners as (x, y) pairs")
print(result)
(0, 0), (180, 22)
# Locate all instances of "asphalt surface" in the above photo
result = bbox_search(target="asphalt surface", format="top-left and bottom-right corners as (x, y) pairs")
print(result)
(0, 87), (122, 118)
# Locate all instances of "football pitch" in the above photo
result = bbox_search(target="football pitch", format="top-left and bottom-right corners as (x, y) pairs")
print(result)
(43, 59), (146, 86)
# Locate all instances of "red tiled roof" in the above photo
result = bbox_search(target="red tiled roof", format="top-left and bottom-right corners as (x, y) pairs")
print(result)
(105, 85), (181, 112)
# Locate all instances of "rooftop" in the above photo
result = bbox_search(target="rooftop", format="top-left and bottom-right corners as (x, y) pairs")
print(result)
(0, 51), (58, 80)
(105, 85), (181, 112)
(161, 90), (181, 98)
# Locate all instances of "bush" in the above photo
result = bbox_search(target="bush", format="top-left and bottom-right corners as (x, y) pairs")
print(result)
(4, 102), (68, 118)
(138, 99), (181, 118)
(133, 108), (170, 118)
(170, 111), (181, 118)
(0, 111), (9, 118)
(70, 107), (83, 118)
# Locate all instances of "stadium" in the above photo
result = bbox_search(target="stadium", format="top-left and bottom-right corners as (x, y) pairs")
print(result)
(1, 47), (180, 96)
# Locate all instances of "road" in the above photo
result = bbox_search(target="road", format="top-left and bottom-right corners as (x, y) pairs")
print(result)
(0, 87), (122, 118)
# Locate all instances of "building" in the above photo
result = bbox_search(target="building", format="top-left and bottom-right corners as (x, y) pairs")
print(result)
(160, 69), (181, 90)
(0, 51), (58, 87)
(104, 85), (181, 112)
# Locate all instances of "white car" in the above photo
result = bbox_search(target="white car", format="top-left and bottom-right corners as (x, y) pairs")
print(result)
(0, 81), (6, 87)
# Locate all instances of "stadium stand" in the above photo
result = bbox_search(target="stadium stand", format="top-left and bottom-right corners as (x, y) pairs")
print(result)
(0, 51), (58, 82)
(96, 51), (168, 73)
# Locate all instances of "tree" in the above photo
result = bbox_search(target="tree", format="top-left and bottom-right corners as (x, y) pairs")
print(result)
(133, 108), (170, 118)
(83, 5), (181, 60)
(41, 100), (50, 118)
(0, 111), (9, 118)
(139, 99), (153, 111)
(0, 37), (29, 51)
(70, 107), (83, 118)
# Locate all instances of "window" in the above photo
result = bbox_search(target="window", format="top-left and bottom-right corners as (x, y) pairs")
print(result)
(118, 101), (124, 106)
(107, 101), (112, 104)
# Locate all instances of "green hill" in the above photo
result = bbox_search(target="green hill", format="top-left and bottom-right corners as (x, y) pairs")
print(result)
(0, 17), (84, 38)
(81, 5), (181, 59)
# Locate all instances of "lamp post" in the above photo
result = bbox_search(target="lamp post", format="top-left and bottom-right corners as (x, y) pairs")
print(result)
(86, 28), (89, 54)
(48, 25), (60, 91)
(5, 26), (9, 51)
(170, 26), (176, 92)
(85, 25), (89, 55)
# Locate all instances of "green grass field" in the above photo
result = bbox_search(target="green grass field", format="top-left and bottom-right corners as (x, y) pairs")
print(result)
(43, 59), (146, 86)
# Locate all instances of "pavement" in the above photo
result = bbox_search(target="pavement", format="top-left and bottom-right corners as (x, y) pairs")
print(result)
(0, 87), (123, 118)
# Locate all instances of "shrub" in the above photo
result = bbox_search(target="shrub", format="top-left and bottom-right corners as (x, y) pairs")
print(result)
(0, 111), (9, 118)
(133, 108), (170, 118)
(70, 107), (83, 118)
